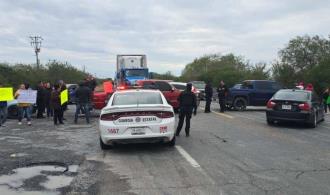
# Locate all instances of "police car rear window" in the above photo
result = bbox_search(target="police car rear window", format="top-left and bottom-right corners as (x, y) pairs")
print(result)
(112, 92), (163, 105)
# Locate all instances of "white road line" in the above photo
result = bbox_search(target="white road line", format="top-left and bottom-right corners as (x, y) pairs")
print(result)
(175, 145), (201, 168)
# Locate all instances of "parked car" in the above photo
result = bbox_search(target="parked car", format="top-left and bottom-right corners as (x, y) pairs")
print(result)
(136, 80), (181, 111)
(99, 89), (176, 149)
(266, 89), (325, 128)
(191, 81), (206, 100)
(227, 80), (282, 110)
(170, 82), (200, 106)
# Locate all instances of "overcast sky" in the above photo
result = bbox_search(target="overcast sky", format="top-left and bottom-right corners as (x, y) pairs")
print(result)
(0, 0), (329, 78)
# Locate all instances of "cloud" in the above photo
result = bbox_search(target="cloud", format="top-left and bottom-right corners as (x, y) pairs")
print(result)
(0, 0), (329, 77)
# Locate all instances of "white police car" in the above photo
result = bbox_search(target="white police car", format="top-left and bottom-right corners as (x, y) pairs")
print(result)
(99, 89), (176, 149)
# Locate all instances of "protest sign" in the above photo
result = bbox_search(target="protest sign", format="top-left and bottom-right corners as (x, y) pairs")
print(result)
(61, 89), (68, 105)
(17, 90), (37, 104)
(0, 88), (14, 101)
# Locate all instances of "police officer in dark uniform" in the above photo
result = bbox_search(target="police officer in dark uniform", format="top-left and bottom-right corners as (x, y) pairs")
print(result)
(176, 83), (197, 137)
(204, 81), (213, 113)
(217, 80), (228, 113)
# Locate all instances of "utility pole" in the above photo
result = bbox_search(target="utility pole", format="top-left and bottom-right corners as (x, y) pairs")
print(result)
(29, 36), (43, 68)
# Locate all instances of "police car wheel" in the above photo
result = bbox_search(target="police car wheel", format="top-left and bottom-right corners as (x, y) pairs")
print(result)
(167, 136), (176, 147)
(100, 137), (114, 150)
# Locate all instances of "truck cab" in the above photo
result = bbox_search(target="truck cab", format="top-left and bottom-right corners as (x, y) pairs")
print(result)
(116, 55), (149, 87)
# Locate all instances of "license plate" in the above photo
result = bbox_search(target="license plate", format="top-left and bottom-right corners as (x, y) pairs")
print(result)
(131, 127), (146, 135)
(282, 105), (292, 110)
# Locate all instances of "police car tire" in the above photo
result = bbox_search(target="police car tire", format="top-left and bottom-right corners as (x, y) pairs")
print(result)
(100, 137), (113, 150)
(168, 136), (176, 147)
(234, 97), (247, 111)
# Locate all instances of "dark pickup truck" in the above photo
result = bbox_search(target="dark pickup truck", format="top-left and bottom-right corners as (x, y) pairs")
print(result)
(226, 80), (281, 110)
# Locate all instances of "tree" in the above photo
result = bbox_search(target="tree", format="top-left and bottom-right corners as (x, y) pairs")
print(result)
(279, 35), (330, 71)
(0, 61), (89, 89)
(180, 54), (269, 87)
(273, 35), (330, 91)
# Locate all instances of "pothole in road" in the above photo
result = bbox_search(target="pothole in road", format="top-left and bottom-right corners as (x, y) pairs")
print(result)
(0, 163), (79, 195)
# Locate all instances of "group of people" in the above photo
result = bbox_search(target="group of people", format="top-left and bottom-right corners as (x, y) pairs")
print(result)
(175, 80), (228, 137)
(14, 80), (68, 126)
(204, 80), (228, 113)
(0, 75), (96, 128)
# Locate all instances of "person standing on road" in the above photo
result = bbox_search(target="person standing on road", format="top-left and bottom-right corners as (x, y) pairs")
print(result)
(45, 82), (53, 118)
(323, 88), (329, 113)
(176, 83), (197, 137)
(36, 81), (46, 118)
(0, 83), (8, 127)
(51, 84), (63, 125)
(204, 81), (213, 113)
(327, 88), (330, 114)
(15, 83), (32, 126)
(86, 75), (97, 91)
(59, 80), (67, 120)
(217, 80), (228, 113)
(74, 81), (92, 124)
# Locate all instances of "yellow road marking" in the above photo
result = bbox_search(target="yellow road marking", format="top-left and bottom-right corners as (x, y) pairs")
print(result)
(211, 111), (234, 119)
(198, 106), (234, 119)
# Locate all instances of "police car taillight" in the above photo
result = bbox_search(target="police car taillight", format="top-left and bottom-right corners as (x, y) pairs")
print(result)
(101, 111), (174, 121)
(156, 111), (174, 118)
(100, 113), (118, 121)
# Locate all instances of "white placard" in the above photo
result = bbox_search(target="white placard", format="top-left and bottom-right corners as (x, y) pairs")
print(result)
(17, 90), (37, 104)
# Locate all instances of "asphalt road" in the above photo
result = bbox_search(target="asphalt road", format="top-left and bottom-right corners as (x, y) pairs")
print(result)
(1, 102), (330, 195)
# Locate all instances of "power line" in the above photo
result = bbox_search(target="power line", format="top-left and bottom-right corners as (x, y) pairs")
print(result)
(29, 36), (43, 68)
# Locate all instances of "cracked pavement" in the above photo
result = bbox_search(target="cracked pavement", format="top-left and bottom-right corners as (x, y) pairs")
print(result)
(0, 103), (330, 194)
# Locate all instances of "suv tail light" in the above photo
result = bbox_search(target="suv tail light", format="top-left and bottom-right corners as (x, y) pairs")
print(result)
(267, 100), (276, 109)
(100, 111), (174, 121)
(298, 103), (310, 111)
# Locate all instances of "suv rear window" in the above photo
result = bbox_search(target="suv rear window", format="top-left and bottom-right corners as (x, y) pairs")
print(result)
(112, 92), (163, 105)
(273, 90), (310, 101)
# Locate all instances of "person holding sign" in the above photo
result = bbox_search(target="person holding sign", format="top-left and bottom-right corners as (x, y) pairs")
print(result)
(51, 84), (64, 125)
(15, 83), (32, 126)
(59, 80), (67, 121)
(0, 83), (11, 127)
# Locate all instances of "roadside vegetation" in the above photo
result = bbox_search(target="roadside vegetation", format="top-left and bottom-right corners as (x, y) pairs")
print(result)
(154, 35), (330, 94)
(0, 60), (88, 88)
(1, 35), (329, 93)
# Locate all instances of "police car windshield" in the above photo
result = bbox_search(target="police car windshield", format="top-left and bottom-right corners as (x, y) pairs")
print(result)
(112, 92), (163, 105)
